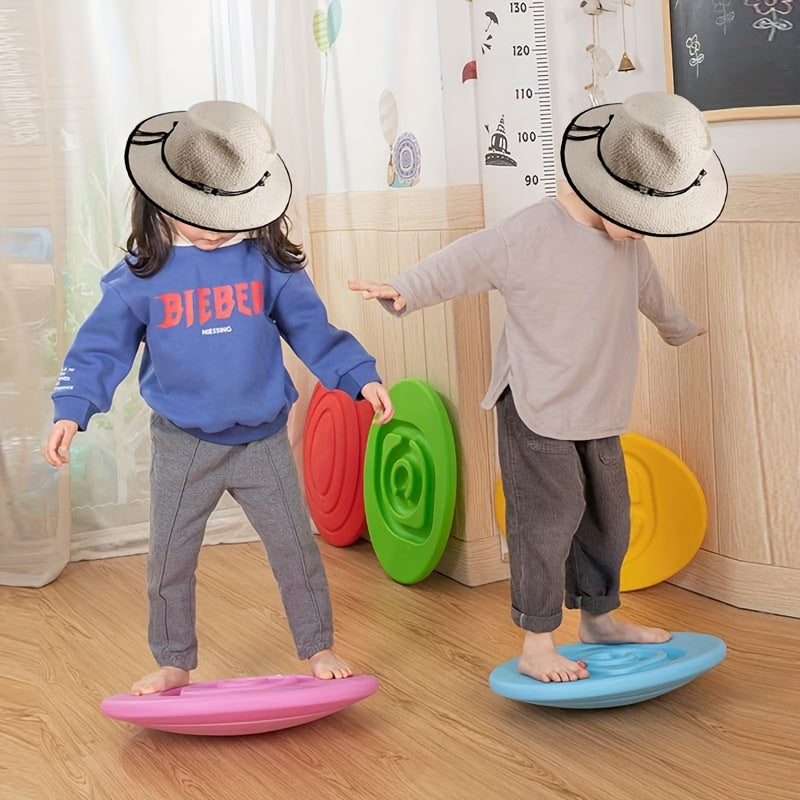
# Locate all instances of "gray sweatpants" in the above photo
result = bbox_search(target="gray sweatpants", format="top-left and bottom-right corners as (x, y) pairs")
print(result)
(495, 388), (630, 633)
(146, 413), (333, 670)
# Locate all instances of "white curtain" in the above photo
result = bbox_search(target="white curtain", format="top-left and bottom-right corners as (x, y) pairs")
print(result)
(0, 0), (475, 585)
(1, 0), (282, 582)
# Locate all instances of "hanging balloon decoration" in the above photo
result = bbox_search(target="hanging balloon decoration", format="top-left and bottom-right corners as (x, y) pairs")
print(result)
(312, 0), (343, 111)
(379, 90), (399, 186)
(378, 90), (422, 189)
(312, 10), (329, 52)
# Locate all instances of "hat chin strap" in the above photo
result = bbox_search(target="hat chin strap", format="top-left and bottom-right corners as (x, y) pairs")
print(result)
(131, 121), (272, 197)
(567, 117), (707, 198)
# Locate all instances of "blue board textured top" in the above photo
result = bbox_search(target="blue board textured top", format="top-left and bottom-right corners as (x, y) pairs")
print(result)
(488, 632), (726, 709)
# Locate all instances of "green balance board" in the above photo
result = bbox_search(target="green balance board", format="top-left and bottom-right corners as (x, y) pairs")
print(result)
(363, 378), (457, 584)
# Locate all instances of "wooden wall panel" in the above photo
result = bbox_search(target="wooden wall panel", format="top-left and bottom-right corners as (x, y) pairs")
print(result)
(360, 229), (405, 387)
(704, 224), (766, 561)
(739, 224), (800, 568)
(308, 177), (800, 613)
(397, 185), (485, 231)
(397, 231), (429, 380)
(674, 231), (717, 555)
(719, 176), (800, 222)
(307, 187), (504, 586)
(443, 289), (497, 569)
(636, 177), (800, 617)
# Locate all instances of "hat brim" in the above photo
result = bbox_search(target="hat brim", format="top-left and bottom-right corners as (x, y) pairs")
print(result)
(124, 110), (293, 233)
(560, 103), (728, 237)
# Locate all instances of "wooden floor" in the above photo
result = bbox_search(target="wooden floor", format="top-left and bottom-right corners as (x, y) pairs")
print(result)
(2, 538), (798, 800)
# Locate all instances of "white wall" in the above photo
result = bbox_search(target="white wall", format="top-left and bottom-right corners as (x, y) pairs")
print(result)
(316, 0), (799, 194)
(316, 0), (457, 192)
(545, 1), (800, 178)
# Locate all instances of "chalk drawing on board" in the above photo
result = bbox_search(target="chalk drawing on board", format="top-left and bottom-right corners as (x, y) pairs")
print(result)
(746, 0), (794, 43)
(665, 0), (800, 120)
(713, 1), (735, 35)
(684, 33), (705, 77)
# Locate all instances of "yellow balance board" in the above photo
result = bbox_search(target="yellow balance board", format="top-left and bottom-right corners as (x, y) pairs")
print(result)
(493, 433), (707, 591)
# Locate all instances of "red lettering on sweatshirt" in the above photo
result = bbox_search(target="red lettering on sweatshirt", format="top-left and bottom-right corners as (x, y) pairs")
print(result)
(213, 285), (235, 319)
(157, 293), (183, 328)
(156, 280), (264, 328)
(183, 290), (195, 326)
(234, 282), (252, 316)
(197, 287), (212, 324)
(250, 280), (264, 314)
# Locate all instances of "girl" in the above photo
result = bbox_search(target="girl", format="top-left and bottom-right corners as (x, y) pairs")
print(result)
(44, 100), (393, 695)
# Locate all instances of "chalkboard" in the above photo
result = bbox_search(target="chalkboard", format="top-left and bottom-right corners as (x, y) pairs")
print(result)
(663, 0), (800, 121)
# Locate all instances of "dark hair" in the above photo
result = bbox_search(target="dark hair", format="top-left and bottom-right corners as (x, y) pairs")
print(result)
(124, 190), (306, 278)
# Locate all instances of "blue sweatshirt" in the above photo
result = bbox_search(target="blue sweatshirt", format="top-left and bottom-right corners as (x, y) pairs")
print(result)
(52, 241), (381, 445)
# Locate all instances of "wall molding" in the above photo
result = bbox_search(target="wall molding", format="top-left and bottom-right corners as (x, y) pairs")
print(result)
(668, 550), (799, 618)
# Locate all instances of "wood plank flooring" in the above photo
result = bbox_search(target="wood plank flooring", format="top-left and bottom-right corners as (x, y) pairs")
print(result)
(1, 539), (798, 800)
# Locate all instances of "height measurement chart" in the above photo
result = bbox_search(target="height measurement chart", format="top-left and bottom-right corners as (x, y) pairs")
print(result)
(469, 1), (557, 555)
(471, 0), (556, 226)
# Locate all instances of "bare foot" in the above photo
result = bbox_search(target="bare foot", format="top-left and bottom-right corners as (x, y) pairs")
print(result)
(518, 631), (590, 683)
(579, 611), (671, 645)
(308, 649), (352, 680)
(130, 666), (190, 695)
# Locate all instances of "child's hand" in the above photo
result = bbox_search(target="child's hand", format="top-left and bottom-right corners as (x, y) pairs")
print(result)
(44, 420), (79, 467)
(347, 279), (406, 312)
(361, 382), (394, 424)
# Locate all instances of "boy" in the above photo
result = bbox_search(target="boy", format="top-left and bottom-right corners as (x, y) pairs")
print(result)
(348, 92), (726, 682)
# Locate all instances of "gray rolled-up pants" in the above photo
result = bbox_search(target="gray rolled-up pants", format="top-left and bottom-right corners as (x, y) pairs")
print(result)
(495, 388), (631, 633)
(147, 413), (333, 670)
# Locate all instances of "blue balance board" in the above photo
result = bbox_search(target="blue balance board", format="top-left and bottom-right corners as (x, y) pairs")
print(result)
(488, 632), (726, 709)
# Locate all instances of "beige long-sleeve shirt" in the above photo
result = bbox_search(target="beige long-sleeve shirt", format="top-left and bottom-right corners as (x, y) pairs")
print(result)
(384, 198), (699, 440)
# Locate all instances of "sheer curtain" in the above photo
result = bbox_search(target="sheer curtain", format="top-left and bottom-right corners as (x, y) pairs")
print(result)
(0, 0), (294, 583)
(0, 0), (474, 585)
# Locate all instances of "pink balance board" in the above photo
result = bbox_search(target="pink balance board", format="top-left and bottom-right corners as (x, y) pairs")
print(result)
(100, 674), (379, 736)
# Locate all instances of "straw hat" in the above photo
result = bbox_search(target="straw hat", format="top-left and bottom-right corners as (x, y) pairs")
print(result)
(560, 92), (727, 236)
(124, 100), (292, 232)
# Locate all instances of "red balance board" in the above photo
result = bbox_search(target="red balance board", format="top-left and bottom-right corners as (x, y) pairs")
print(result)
(302, 382), (375, 546)
(100, 673), (379, 736)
